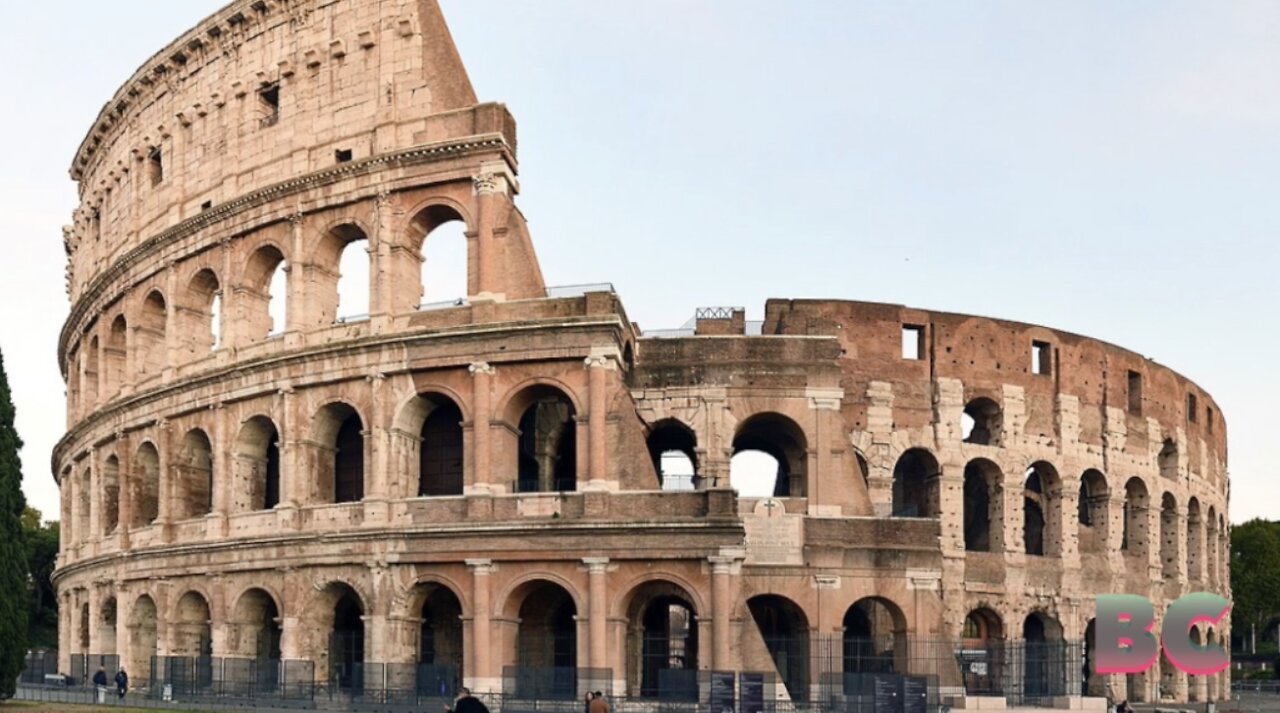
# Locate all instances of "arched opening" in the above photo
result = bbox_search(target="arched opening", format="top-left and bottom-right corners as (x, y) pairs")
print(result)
(314, 403), (365, 504)
(131, 443), (160, 528)
(747, 595), (810, 701)
(842, 598), (906, 678)
(101, 456), (120, 535)
(1077, 470), (1108, 554)
(731, 413), (807, 498)
(137, 291), (168, 379)
(174, 429), (214, 521)
(514, 582), (578, 698)
(84, 337), (99, 406)
(329, 586), (366, 690)
(231, 589), (282, 663)
(233, 416), (281, 513)
(243, 245), (288, 340)
(98, 597), (118, 656)
(1122, 477), (1150, 557)
(625, 581), (699, 700)
(514, 387), (577, 493)
(1158, 439), (1178, 480)
(892, 449), (940, 518)
(1187, 498), (1203, 581)
(1023, 612), (1065, 699)
(964, 459), (1002, 552)
(418, 397), (464, 497)
(1024, 462), (1061, 556)
(646, 420), (699, 491)
(105, 315), (128, 396)
(185, 268), (222, 354)
(416, 205), (470, 307)
(172, 592), (213, 659)
(1160, 493), (1179, 578)
(127, 596), (158, 685)
(417, 585), (464, 697)
(856, 451), (870, 486)
(960, 608), (1005, 696)
(334, 228), (370, 322)
(962, 398), (1003, 446)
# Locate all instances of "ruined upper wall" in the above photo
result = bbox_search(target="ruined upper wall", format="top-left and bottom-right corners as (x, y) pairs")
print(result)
(64, 0), (497, 303)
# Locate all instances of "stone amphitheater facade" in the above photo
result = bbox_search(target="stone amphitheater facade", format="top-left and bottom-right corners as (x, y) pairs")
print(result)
(52, 0), (1230, 706)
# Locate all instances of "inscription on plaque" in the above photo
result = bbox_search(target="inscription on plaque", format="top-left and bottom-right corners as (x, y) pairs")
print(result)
(743, 498), (803, 565)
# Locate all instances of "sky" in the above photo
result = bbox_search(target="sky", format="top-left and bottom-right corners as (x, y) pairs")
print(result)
(0, 2), (1276, 522)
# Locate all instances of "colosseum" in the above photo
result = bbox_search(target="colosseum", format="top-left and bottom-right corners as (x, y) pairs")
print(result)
(51, 0), (1231, 709)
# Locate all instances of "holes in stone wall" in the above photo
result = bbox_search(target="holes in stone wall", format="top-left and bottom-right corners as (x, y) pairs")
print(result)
(962, 398), (1002, 446)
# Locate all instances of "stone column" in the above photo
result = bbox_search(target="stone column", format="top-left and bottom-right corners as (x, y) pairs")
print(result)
(365, 374), (390, 524)
(469, 363), (495, 493)
(585, 355), (616, 489)
(155, 420), (174, 543)
(472, 174), (497, 297)
(709, 552), (741, 671)
(584, 558), (610, 674)
(87, 451), (100, 555)
(117, 432), (133, 550)
(467, 559), (496, 692)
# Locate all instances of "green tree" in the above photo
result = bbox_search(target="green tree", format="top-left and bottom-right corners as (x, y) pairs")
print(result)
(22, 507), (60, 651)
(0, 348), (28, 698)
(1231, 519), (1280, 653)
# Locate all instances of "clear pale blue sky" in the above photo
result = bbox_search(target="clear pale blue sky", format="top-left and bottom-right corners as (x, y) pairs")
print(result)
(1, 2), (1275, 523)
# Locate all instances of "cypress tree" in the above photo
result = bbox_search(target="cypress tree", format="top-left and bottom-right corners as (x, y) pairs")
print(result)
(0, 348), (28, 698)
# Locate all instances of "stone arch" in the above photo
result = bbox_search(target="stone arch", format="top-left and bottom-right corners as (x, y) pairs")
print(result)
(410, 580), (466, 693)
(301, 581), (368, 688)
(233, 415), (281, 513)
(395, 391), (467, 498)
(101, 454), (120, 535)
(961, 607), (1006, 696)
(126, 594), (158, 683)
(105, 314), (128, 396)
(411, 202), (471, 308)
(646, 418), (699, 491)
(962, 397), (1003, 446)
(1077, 469), (1109, 554)
(241, 243), (289, 340)
(892, 448), (940, 518)
(842, 597), (907, 676)
(229, 588), (282, 661)
(1024, 461), (1062, 556)
(131, 441), (160, 528)
(171, 591), (213, 658)
(1186, 497), (1203, 581)
(503, 383), (579, 493)
(507, 579), (580, 697)
(311, 402), (366, 504)
(98, 596), (119, 656)
(173, 428), (214, 521)
(136, 290), (168, 379)
(621, 579), (700, 699)
(313, 222), (371, 324)
(964, 458), (1002, 552)
(746, 594), (811, 701)
(1122, 477), (1151, 557)
(183, 267), (222, 355)
(1023, 611), (1066, 699)
(1160, 492), (1179, 578)
(731, 412), (808, 498)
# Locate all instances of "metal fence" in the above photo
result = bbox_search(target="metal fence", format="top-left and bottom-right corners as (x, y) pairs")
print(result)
(147, 656), (315, 703)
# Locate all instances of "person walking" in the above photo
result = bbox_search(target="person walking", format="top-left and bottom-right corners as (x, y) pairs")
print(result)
(92, 667), (108, 703)
(589, 690), (609, 713)
(444, 687), (491, 713)
(114, 668), (129, 700)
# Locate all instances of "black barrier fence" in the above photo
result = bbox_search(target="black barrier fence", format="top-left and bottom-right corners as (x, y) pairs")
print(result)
(502, 667), (615, 700)
(147, 656), (315, 702)
(19, 651), (57, 685)
(68, 653), (121, 686)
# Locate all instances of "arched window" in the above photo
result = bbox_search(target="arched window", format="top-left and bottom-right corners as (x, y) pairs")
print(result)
(892, 449), (940, 518)
(132, 443), (160, 527)
(1161, 493), (1179, 578)
(328, 585), (366, 690)
(101, 456), (120, 535)
(1122, 477), (1150, 556)
(233, 416), (281, 513)
(174, 429), (214, 521)
(625, 582), (699, 700)
(105, 315), (128, 396)
(962, 398), (1002, 446)
(513, 387), (577, 493)
(1023, 612), (1065, 699)
(137, 291), (168, 379)
(1077, 469), (1108, 554)
(417, 585), (464, 694)
(414, 205), (469, 308)
(731, 413), (807, 498)
(419, 398), (464, 497)
(231, 589), (281, 663)
(964, 459), (1002, 552)
(513, 582), (578, 698)
(243, 245), (288, 340)
(314, 404), (365, 504)
(647, 420), (698, 491)
(172, 592), (213, 659)
(333, 228), (370, 322)
(1024, 462), (1061, 556)
(843, 598), (906, 677)
(184, 268), (222, 354)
